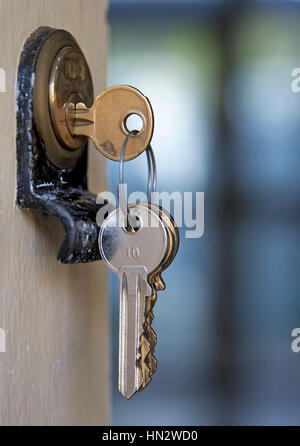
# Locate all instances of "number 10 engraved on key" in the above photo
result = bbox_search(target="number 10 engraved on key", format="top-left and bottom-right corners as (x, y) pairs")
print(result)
(127, 247), (140, 259)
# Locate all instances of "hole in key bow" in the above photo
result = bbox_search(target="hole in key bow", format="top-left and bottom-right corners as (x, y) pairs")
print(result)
(124, 113), (144, 134)
(123, 215), (141, 234)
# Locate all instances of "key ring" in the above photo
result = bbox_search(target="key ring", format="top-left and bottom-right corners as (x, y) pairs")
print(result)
(118, 130), (157, 221)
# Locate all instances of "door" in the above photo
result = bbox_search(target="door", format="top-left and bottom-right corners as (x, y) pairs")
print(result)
(0, 0), (109, 425)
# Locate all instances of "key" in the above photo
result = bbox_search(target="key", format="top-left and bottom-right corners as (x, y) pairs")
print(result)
(129, 204), (178, 388)
(145, 205), (179, 380)
(98, 203), (169, 399)
(139, 206), (174, 379)
(67, 85), (154, 161)
(138, 204), (179, 389)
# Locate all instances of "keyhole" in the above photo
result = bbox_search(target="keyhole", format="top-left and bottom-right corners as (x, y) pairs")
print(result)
(124, 113), (144, 133)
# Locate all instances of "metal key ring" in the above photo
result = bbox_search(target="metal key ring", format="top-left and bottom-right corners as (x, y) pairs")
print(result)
(118, 130), (157, 219)
(149, 144), (157, 193)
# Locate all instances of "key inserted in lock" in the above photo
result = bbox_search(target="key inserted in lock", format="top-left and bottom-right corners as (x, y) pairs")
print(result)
(34, 29), (154, 168)
(45, 38), (153, 165)
(66, 85), (154, 162)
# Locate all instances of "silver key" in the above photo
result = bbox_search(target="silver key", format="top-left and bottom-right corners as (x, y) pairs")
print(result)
(99, 204), (169, 399)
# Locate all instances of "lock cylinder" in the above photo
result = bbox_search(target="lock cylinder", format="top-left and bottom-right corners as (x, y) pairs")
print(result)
(33, 29), (94, 169)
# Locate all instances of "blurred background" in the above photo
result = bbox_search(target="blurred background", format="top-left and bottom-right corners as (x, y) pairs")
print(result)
(107, 0), (300, 425)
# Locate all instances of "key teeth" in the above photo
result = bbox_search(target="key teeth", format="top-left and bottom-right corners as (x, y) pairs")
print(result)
(146, 309), (158, 375)
(138, 273), (167, 392)
(138, 335), (156, 391)
(137, 333), (152, 391)
(138, 289), (159, 391)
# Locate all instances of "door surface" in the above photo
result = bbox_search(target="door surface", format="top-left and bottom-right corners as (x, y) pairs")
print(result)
(0, 0), (109, 425)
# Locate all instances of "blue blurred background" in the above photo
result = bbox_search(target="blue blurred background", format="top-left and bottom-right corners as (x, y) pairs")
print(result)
(107, 0), (300, 425)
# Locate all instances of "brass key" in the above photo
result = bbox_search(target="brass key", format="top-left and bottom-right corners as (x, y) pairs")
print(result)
(138, 203), (180, 390)
(66, 85), (154, 161)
